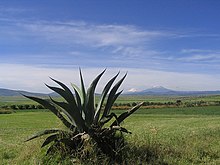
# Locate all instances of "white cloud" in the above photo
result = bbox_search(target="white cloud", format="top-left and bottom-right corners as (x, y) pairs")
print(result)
(3, 18), (220, 66)
(1, 18), (220, 83)
(0, 19), (175, 62)
(0, 19), (173, 62)
(178, 49), (220, 63)
(181, 49), (220, 54)
(122, 68), (220, 91)
(0, 64), (220, 93)
(178, 54), (220, 62)
(0, 64), (126, 93)
(127, 88), (139, 92)
(21, 21), (166, 48)
(0, 6), (29, 15)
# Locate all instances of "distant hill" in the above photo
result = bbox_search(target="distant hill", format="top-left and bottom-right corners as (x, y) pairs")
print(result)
(125, 86), (220, 96)
(0, 88), (49, 97)
(141, 86), (175, 94)
(1, 87), (220, 97)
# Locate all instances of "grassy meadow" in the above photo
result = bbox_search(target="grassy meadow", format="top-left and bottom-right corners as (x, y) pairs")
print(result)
(0, 95), (220, 164)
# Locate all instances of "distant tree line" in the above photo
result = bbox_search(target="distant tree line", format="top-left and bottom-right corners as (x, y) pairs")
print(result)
(1, 100), (220, 111)
(0, 104), (45, 110)
(111, 100), (220, 110)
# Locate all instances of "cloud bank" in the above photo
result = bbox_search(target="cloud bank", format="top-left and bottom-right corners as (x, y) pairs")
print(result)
(0, 17), (220, 91)
(0, 64), (219, 93)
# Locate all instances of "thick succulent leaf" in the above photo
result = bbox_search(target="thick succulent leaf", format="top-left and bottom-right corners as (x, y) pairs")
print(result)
(71, 83), (82, 98)
(111, 102), (144, 127)
(47, 79), (87, 132)
(79, 68), (86, 108)
(100, 90), (122, 123)
(47, 78), (79, 110)
(49, 97), (75, 124)
(41, 130), (72, 148)
(85, 69), (106, 126)
(119, 127), (132, 134)
(99, 112), (118, 126)
(22, 95), (73, 129)
(41, 133), (59, 148)
(45, 83), (72, 104)
(71, 85), (83, 113)
(110, 90), (123, 111)
(25, 129), (61, 142)
(49, 77), (74, 98)
(111, 126), (132, 134)
(46, 143), (57, 155)
(93, 72), (119, 124)
(45, 85), (64, 98)
(46, 136), (78, 155)
(49, 96), (85, 132)
(101, 73), (127, 119)
(101, 89), (123, 121)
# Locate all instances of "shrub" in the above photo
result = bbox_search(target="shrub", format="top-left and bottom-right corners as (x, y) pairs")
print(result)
(10, 105), (18, 110)
(0, 109), (13, 114)
(36, 104), (44, 109)
(24, 70), (143, 163)
(17, 105), (24, 110)
(132, 102), (137, 106)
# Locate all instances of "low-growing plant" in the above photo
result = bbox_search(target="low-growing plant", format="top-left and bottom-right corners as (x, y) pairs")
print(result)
(24, 69), (143, 163)
(0, 109), (13, 114)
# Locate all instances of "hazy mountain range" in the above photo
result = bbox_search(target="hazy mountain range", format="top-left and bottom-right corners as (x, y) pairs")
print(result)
(0, 88), (52, 97)
(0, 86), (220, 97)
(124, 86), (220, 96)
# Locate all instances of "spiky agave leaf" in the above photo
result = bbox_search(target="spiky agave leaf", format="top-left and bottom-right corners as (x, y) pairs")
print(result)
(25, 129), (63, 142)
(101, 73), (127, 120)
(46, 136), (82, 155)
(79, 68), (87, 108)
(24, 69), (143, 162)
(69, 69), (87, 120)
(111, 125), (131, 134)
(41, 130), (76, 148)
(71, 83), (83, 114)
(85, 69), (106, 126)
(46, 78), (87, 132)
(99, 112), (118, 126)
(111, 102), (144, 127)
(22, 95), (74, 130)
(49, 96), (75, 125)
(41, 133), (60, 148)
(93, 72), (119, 124)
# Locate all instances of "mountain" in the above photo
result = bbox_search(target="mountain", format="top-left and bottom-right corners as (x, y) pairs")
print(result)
(141, 86), (175, 94)
(1, 87), (220, 97)
(0, 88), (49, 97)
(125, 86), (220, 96)
(126, 86), (176, 95)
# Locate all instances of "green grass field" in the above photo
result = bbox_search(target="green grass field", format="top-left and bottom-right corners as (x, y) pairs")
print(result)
(0, 105), (220, 164)
(1, 94), (220, 105)
(115, 95), (220, 103)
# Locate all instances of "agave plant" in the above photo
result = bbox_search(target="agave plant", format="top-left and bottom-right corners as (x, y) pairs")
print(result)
(24, 69), (143, 162)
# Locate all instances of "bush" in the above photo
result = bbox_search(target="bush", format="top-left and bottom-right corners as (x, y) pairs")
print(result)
(0, 109), (13, 114)
(10, 105), (18, 110)
(24, 70), (143, 164)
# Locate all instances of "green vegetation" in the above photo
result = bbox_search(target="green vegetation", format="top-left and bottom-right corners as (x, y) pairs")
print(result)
(1, 88), (220, 164)
(1, 94), (220, 112)
(0, 96), (36, 105)
(127, 106), (220, 116)
(0, 109), (13, 114)
(23, 70), (143, 163)
(0, 106), (220, 164)
(115, 95), (220, 103)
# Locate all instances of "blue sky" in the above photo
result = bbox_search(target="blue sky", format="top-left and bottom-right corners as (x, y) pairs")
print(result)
(0, 0), (220, 92)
